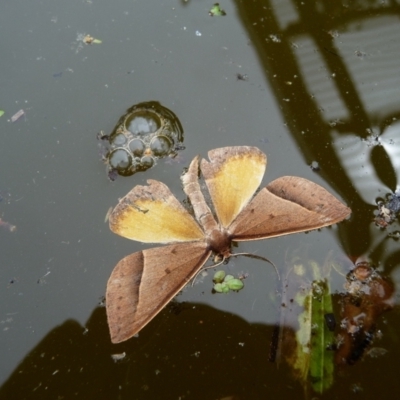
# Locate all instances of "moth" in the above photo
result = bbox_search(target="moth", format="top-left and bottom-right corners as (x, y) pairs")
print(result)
(106, 146), (350, 343)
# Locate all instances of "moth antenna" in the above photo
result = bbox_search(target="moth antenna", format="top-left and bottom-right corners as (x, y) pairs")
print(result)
(230, 252), (280, 280)
(190, 257), (227, 287)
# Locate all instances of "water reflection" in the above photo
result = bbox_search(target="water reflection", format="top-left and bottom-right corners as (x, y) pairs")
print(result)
(228, 2), (400, 393)
(235, 0), (400, 266)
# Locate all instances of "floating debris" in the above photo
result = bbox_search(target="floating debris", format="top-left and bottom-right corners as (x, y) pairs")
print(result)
(335, 261), (394, 365)
(236, 73), (248, 81)
(0, 218), (16, 232)
(72, 33), (102, 53)
(237, 271), (249, 280)
(366, 347), (388, 359)
(350, 383), (363, 393)
(310, 161), (320, 172)
(7, 278), (18, 288)
(0, 190), (12, 204)
(363, 133), (381, 147)
(98, 295), (105, 307)
(104, 206), (113, 223)
(388, 231), (400, 239)
(209, 3), (226, 16)
(98, 101), (184, 180)
(387, 193), (400, 213)
(328, 30), (339, 38)
(374, 192), (400, 228)
(83, 34), (102, 44)
(328, 118), (344, 127)
(354, 50), (367, 59)
(269, 34), (282, 43)
(213, 270), (244, 293)
(10, 109), (25, 123)
(111, 352), (126, 362)
(37, 271), (51, 285)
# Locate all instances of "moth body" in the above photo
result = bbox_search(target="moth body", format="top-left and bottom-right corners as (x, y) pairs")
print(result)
(207, 227), (231, 258)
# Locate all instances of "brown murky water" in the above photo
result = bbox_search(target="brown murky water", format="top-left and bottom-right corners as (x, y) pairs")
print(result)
(1, 0), (400, 399)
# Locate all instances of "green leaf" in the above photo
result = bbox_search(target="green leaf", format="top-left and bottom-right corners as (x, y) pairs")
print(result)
(214, 282), (229, 293)
(214, 283), (224, 293)
(226, 278), (244, 291)
(294, 278), (334, 394)
(213, 270), (226, 283)
(224, 274), (234, 282)
(0, 110), (4, 117)
(282, 259), (335, 393)
(309, 280), (334, 393)
(209, 3), (226, 16)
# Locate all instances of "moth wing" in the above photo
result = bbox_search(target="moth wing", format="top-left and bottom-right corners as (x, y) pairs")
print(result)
(109, 179), (204, 243)
(229, 176), (351, 240)
(200, 146), (266, 228)
(106, 241), (211, 343)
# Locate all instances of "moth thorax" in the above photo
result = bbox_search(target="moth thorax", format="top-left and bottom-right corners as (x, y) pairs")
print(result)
(208, 228), (231, 257)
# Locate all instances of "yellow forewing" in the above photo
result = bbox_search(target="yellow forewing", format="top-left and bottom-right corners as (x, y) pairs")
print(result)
(109, 180), (204, 243)
(200, 146), (266, 228)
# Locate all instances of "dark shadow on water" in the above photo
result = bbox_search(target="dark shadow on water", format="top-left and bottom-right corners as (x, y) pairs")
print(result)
(1, 297), (399, 400)
(0, 303), (298, 400)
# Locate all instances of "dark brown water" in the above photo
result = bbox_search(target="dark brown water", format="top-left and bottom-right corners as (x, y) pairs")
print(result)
(1, 0), (400, 398)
